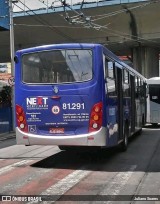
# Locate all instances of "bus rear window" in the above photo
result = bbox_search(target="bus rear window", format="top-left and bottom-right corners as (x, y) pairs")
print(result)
(149, 85), (160, 103)
(22, 49), (93, 84)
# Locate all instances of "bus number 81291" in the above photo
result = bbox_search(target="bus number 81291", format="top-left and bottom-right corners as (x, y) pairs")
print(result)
(15, 43), (146, 151)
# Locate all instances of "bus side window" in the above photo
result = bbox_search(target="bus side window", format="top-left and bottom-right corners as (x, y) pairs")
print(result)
(140, 79), (144, 97)
(123, 69), (129, 84)
(105, 58), (116, 96)
(135, 77), (141, 98)
(135, 77), (138, 98)
(123, 69), (130, 97)
(138, 78), (141, 97)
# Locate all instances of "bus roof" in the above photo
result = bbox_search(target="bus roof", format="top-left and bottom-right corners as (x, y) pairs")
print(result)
(147, 77), (160, 85)
(16, 43), (100, 53)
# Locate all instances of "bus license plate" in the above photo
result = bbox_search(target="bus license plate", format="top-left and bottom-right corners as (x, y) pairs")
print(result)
(49, 128), (64, 134)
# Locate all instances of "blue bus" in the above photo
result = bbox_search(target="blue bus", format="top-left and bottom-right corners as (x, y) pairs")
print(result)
(15, 43), (146, 151)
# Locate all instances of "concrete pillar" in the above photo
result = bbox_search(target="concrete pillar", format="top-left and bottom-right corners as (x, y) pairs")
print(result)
(132, 46), (159, 78)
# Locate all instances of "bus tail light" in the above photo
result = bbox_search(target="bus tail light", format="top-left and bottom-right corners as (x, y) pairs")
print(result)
(16, 105), (28, 132)
(89, 102), (103, 133)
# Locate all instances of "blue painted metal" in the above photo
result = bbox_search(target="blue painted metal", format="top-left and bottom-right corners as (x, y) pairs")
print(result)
(0, 0), (9, 30)
(0, 107), (12, 133)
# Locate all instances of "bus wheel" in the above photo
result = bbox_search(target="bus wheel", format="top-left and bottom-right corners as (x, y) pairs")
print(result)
(120, 124), (129, 152)
(142, 114), (145, 127)
(151, 123), (158, 127)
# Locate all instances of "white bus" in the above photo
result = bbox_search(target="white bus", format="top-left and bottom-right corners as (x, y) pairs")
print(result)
(147, 77), (160, 125)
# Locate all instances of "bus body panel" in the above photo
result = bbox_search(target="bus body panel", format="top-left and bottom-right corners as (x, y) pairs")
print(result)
(150, 101), (160, 123)
(16, 126), (107, 146)
(18, 86), (99, 136)
(105, 97), (119, 147)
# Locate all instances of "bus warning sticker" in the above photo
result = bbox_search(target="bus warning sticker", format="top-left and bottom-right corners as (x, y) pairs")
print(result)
(52, 106), (60, 115)
(28, 125), (37, 133)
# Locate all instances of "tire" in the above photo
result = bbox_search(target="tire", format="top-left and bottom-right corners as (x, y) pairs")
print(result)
(120, 123), (129, 152)
(151, 123), (158, 127)
(142, 114), (145, 127)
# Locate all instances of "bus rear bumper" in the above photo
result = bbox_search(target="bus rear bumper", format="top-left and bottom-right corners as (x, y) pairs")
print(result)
(16, 127), (107, 147)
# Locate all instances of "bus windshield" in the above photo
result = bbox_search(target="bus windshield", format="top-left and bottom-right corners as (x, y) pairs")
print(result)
(22, 49), (93, 84)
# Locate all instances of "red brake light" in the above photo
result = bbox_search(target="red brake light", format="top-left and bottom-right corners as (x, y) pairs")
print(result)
(18, 115), (24, 122)
(94, 105), (101, 113)
(16, 104), (28, 132)
(89, 102), (103, 133)
(16, 106), (23, 114)
(93, 114), (99, 121)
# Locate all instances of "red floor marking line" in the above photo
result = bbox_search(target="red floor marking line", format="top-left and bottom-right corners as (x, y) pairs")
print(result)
(0, 159), (20, 169)
(15, 168), (74, 195)
(63, 170), (114, 196)
(0, 160), (34, 176)
(0, 166), (31, 187)
(39, 168), (91, 204)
